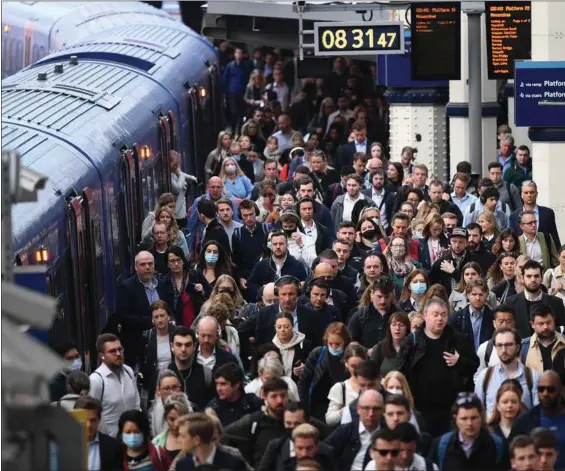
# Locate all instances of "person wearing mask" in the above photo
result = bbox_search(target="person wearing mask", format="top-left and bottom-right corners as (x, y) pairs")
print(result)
(370, 312), (410, 376)
(279, 208), (318, 268)
(176, 412), (247, 470)
(246, 231), (308, 303)
(475, 305), (517, 378)
(384, 235), (417, 296)
(348, 277), (400, 349)
(509, 435), (541, 471)
(394, 422), (439, 471)
(220, 157), (254, 200)
(487, 381), (524, 441)
(89, 334), (140, 438)
(503, 145), (533, 192)
(531, 427), (560, 471)
(428, 395), (506, 470)
(216, 198), (242, 249)
(325, 389), (384, 471)
(518, 210), (559, 269)
(506, 260), (565, 338)
(116, 251), (162, 366)
(449, 278), (496, 353)
(74, 396), (123, 471)
(223, 377), (290, 467)
(298, 322), (351, 421)
(475, 328), (539, 417)
(197, 199), (231, 257)
(398, 298), (479, 437)
(376, 212), (420, 264)
(167, 327), (215, 409)
(398, 270), (429, 314)
(451, 172), (479, 216)
(49, 342), (84, 402)
(195, 241), (235, 289)
(207, 362), (263, 427)
(429, 228), (477, 297)
(488, 162), (523, 212)
(138, 300), (176, 406)
(520, 303), (565, 374)
(51, 370), (90, 411)
(223, 47), (252, 134)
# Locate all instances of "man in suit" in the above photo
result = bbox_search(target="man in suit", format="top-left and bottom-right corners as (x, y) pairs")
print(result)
(362, 168), (396, 232)
(392, 164), (430, 213)
(325, 390), (383, 471)
(449, 279), (496, 352)
(198, 198), (231, 256)
(337, 120), (372, 168)
(331, 174), (375, 232)
(297, 197), (331, 255)
(74, 396), (122, 471)
(177, 412), (247, 470)
(116, 250), (161, 366)
(252, 276), (321, 346)
(510, 180), (561, 248)
(194, 316), (242, 373)
(506, 260), (565, 338)
(517, 210), (559, 270)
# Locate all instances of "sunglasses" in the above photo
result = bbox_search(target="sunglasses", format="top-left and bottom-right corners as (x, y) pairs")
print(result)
(372, 448), (400, 457)
(263, 193), (276, 198)
(218, 288), (235, 294)
(455, 392), (479, 406)
(538, 386), (557, 393)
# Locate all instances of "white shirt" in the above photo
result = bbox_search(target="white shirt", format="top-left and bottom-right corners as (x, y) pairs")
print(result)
(156, 335), (172, 370)
(197, 346), (217, 370)
(342, 193), (364, 223)
(326, 379), (359, 426)
(88, 433), (101, 471)
(193, 444), (217, 466)
(289, 440), (296, 458)
(89, 363), (140, 437)
(474, 340), (501, 382)
(352, 422), (373, 471)
(266, 81), (290, 111)
(355, 140), (368, 154)
(371, 189), (389, 229)
(524, 234), (543, 264)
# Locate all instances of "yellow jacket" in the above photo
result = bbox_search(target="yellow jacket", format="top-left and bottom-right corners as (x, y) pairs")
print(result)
(524, 332), (565, 374)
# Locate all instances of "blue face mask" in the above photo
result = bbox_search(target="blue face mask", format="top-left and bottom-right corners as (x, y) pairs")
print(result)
(410, 282), (427, 295)
(122, 433), (144, 449)
(70, 358), (82, 371)
(205, 253), (219, 264)
(328, 347), (344, 357)
(267, 241), (272, 250)
(413, 232), (423, 239)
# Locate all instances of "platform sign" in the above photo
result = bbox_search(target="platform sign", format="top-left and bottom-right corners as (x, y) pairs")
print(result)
(313, 21), (404, 56)
(515, 61), (565, 127)
(486, 1), (531, 79)
(410, 2), (461, 80)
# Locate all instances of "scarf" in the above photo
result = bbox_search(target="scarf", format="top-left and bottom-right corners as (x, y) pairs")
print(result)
(389, 256), (414, 278)
(272, 331), (306, 377)
(361, 237), (380, 249)
(170, 272), (189, 312)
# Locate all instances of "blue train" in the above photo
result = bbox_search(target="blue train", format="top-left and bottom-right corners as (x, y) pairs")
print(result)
(2, 3), (223, 368)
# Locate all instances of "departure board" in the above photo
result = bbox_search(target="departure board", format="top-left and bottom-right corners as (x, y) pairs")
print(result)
(486, 2), (531, 79)
(410, 2), (461, 81)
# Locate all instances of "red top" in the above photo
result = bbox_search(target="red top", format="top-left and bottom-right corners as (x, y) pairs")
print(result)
(181, 291), (196, 328)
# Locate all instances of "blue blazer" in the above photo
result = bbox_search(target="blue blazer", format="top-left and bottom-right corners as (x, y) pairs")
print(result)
(510, 205), (561, 248)
(418, 235), (450, 271)
(324, 419), (372, 471)
(337, 140), (373, 168)
(176, 447), (247, 470)
(449, 305), (496, 351)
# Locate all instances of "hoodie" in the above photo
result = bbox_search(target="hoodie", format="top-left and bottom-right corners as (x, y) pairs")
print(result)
(272, 332), (306, 377)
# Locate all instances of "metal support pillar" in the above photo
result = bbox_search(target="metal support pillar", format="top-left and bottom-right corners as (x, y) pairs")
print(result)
(467, 11), (483, 174)
(2, 151), (15, 282)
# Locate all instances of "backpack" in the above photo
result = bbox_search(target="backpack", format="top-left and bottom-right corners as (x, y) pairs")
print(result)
(484, 339), (494, 366)
(234, 223), (271, 243)
(437, 431), (503, 471)
(520, 338), (531, 365)
(93, 366), (134, 403)
(308, 346), (327, 408)
(482, 364), (534, 403)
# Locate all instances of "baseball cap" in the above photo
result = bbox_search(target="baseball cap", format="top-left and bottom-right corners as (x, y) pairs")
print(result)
(450, 228), (468, 239)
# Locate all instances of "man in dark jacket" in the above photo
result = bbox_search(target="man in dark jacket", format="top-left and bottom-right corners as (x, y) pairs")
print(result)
(198, 198), (231, 256)
(324, 390), (383, 470)
(399, 297), (479, 437)
(428, 394), (507, 469)
(362, 168), (396, 231)
(207, 363), (262, 427)
(300, 277), (342, 323)
(167, 326), (215, 409)
(246, 230), (307, 302)
(466, 223), (496, 275)
(116, 250), (162, 366)
(194, 316), (242, 373)
(428, 179), (463, 225)
(428, 228), (477, 296)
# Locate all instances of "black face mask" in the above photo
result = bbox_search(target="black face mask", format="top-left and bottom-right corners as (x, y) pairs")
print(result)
(363, 229), (377, 240)
(284, 229), (295, 237)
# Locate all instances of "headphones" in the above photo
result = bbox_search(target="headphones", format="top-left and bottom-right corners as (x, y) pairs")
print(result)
(296, 196), (317, 214)
(304, 277), (330, 297)
(479, 195), (486, 205)
(273, 275), (302, 296)
(238, 199), (260, 218)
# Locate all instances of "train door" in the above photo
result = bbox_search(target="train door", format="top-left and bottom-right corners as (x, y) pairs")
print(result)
(120, 149), (140, 272)
(207, 64), (223, 135)
(158, 115), (172, 194)
(187, 88), (205, 179)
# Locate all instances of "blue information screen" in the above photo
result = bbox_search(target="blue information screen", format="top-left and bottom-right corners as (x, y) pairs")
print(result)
(515, 61), (565, 127)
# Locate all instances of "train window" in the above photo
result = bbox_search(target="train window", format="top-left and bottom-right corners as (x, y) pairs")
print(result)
(14, 40), (22, 73)
(32, 45), (39, 63)
(39, 45), (46, 59)
(167, 111), (178, 151)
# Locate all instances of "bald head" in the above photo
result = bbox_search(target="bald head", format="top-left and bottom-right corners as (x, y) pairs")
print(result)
(135, 250), (155, 282)
(197, 315), (219, 353)
(208, 177), (223, 200)
(359, 389), (383, 406)
(367, 158), (383, 171)
(314, 262), (334, 280)
(357, 389), (384, 432)
(262, 282), (277, 305)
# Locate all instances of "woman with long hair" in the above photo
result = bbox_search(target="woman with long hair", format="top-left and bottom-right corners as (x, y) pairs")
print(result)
(325, 342), (367, 426)
(370, 312), (410, 376)
(118, 409), (171, 471)
(398, 269), (429, 313)
(487, 381), (524, 440)
(417, 284), (450, 315)
(387, 162), (404, 192)
(241, 119), (266, 154)
(418, 214), (449, 271)
(543, 244), (565, 304)
(159, 246), (210, 327)
(152, 395), (191, 460)
(384, 235), (417, 295)
(487, 252), (517, 290)
(449, 262), (497, 312)
(244, 69), (264, 109)
(370, 142), (386, 162)
(307, 97), (334, 137)
(492, 254), (531, 303)
(355, 218), (384, 255)
(245, 356), (300, 401)
(219, 157), (253, 200)
(198, 274), (245, 316)
(478, 211), (500, 252)
(196, 241), (235, 288)
(256, 180), (280, 223)
(492, 228), (520, 257)
(416, 201), (440, 222)
(382, 371), (427, 433)
(298, 322), (351, 421)
(142, 193), (176, 240)
(154, 207), (189, 256)
(205, 131), (232, 183)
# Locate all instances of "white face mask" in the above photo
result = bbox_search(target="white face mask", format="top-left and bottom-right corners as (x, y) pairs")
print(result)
(386, 387), (404, 396)
(225, 164), (237, 174)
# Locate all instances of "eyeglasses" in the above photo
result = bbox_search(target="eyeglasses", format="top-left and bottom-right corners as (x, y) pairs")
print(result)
(106, 347), (124, 355)
(521, 220), (537, 226)
(161, 385), (181, 392)
(495, 342), (516, 349)
(538, 386), (557, 393)
(168, 258), (183, 265)
(372, 448), (400, 457)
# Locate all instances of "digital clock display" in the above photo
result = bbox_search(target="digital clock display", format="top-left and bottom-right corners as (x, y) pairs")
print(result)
(313, 22), (404, 56)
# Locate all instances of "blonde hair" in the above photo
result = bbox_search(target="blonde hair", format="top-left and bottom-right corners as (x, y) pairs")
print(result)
(292, 423), (319, 442)
(478, 210), (499, 234)
(155, 206), (181, 244)
(219, 157), (246, 180)
(382, 371), (415, 409)
(210, 275), (245, 308)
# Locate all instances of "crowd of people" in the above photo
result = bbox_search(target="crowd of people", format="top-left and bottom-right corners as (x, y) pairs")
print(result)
(49, 46), (565, 471)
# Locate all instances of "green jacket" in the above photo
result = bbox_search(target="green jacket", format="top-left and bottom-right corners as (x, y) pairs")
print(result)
(503, 156), (532, 191)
